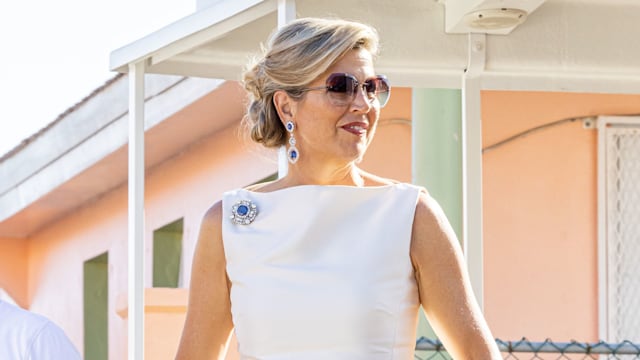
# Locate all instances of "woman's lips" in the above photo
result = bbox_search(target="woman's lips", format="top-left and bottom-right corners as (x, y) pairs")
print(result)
(340, 122), (368, 136)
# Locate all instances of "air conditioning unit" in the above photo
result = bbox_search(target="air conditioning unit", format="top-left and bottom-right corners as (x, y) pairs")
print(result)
(445, 0), (547, 34)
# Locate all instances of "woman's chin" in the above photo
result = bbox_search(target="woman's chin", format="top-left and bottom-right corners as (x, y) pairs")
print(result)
(342, 147), (369, 164)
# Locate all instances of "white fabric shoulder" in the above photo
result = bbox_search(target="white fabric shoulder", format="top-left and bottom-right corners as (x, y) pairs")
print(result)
(0, 300), (81, 360)
(222, 183), (422, 360)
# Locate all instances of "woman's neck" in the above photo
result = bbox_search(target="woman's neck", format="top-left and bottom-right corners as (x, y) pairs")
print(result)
(284, 161), (365, 187)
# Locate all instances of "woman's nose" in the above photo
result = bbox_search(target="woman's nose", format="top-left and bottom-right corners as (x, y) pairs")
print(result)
(350, 86), (373, 112)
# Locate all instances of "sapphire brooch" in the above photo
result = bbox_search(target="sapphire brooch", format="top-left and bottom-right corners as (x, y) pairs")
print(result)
(230, 200), (258, 225)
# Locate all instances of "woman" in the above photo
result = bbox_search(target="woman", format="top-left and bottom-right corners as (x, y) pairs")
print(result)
(176, 18), (501, 360)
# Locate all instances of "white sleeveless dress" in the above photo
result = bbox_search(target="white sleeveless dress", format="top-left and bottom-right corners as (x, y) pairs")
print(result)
(222, 183), (422, 360)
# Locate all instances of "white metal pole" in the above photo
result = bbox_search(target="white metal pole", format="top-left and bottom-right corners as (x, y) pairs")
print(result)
(277, 0), (296, 179)
(596, 116), (607, 341)
(128, 61), (145, 360)
(277, 0), (296, 26)
(462, 33), (485, 309)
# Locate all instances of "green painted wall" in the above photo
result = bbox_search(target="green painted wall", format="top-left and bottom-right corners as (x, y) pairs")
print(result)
(412, 88), (462, 357)
(84, 252), (108, 360)
(412, 88), (463, 239)
(153, 219), (183, 288)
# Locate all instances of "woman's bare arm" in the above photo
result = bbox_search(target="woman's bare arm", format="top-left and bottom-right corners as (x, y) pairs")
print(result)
(176, 201), (234, 360)
(411, 192), (501, 359)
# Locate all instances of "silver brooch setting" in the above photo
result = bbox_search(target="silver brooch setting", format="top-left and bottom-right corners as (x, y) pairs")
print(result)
(230, 200), (258, 225)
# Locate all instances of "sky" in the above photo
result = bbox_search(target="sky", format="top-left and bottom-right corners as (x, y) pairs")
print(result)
(0, 0), (194, 157)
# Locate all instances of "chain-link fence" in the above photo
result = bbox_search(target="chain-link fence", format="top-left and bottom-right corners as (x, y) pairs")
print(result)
(414, 337), (640, 359)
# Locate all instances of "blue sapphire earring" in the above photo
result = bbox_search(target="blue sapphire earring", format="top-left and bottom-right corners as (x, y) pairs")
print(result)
(286, 121), (299, 164)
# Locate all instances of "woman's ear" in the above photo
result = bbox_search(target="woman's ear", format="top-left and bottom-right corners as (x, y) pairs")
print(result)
(273, 90), (296, 125)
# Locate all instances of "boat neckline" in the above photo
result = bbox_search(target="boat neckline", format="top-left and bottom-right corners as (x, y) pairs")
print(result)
(236, 182), (412, 195)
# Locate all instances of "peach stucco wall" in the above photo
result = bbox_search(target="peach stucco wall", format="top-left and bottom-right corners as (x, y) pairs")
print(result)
(14, 84), (640, 359)
(27, 167), (130, 357)
(482, 91), (640, 341)
(25, 122), (277, 359)
(0, 236), (27, 307)
(361, 87), (412, 182)
(17, 86), (413, 359)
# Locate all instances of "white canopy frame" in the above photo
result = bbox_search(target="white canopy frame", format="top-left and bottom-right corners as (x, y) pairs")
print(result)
(127, 61), (145, 360)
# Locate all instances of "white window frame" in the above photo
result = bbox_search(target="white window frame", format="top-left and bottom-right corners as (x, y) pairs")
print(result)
(597, 115), (640, 341)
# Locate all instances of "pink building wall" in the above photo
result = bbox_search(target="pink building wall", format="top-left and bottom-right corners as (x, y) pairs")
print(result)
(482, 91), (640, 341)
(10, 85), (640, 358)
(0, 236), (27, 307)
(25, 123), (276, 358)
(360, 87), (412, 182)
(18, 85), (413, 359)
(27, 168), (129, 358)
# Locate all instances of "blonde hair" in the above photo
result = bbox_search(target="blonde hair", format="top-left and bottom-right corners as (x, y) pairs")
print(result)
(243, 17), (379, 147)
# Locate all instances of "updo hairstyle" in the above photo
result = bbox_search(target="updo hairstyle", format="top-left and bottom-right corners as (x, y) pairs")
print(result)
(243, 17), (379, 148)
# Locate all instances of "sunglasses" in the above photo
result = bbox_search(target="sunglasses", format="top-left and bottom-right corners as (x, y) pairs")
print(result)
(301, 73), (391, 108)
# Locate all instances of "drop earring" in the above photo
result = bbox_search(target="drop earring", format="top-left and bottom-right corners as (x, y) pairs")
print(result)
(285, 121), (299, 164)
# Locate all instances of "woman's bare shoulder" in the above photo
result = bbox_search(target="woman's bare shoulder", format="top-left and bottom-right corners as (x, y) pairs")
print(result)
(201, 200), (223, 230)
(358, 170), (401, 186)
(243, 178), (288, 193)
(206, 200), (223, 215)
(414, 190), (440, 216)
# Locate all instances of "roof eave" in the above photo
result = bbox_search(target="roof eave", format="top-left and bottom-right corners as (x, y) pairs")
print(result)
(109, 0), (276, 75)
